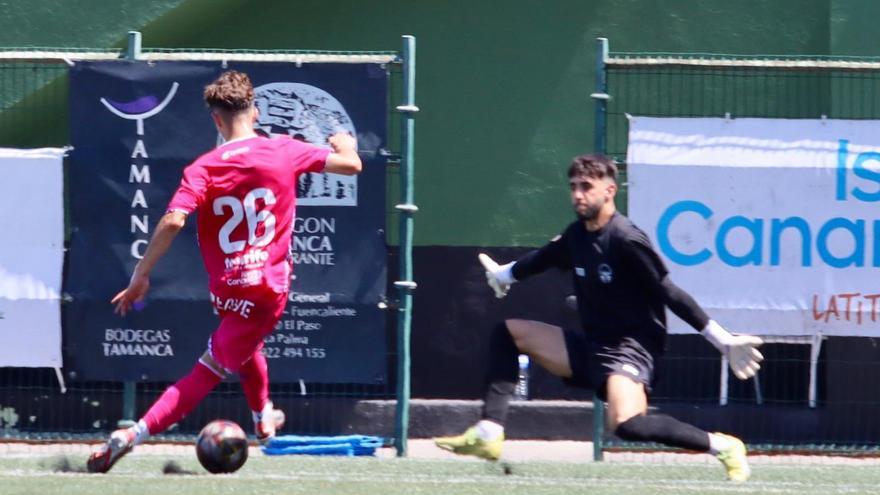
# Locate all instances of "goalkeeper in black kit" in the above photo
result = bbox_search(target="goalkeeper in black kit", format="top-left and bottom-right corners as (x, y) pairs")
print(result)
(434, 154), (763, 482)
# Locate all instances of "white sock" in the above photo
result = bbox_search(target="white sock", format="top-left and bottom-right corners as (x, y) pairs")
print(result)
(253, 401), (275, 424)
(132, 419), (150, 446)
(475, 420), (504, 441)
(708, 433), (732, 455)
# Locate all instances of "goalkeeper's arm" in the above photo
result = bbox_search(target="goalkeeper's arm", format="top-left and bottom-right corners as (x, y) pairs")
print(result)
(659, 276), (764, 380)
(478, 232), (571, 298)
(659, 277), (710, 330)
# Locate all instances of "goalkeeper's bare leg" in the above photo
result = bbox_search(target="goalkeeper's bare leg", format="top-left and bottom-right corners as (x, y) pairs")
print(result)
(435, 319), (751, 481)
(607, 375), (750, 481)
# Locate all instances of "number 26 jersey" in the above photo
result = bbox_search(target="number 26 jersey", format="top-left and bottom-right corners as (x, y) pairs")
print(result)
(167, 135), (330, 299)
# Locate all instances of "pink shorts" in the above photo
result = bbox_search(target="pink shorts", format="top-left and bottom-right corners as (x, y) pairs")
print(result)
(208, 288), (287, 373)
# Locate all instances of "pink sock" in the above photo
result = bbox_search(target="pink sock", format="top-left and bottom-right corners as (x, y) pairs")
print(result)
(142, 361), (222, 434)
(239, 351), (270, 413)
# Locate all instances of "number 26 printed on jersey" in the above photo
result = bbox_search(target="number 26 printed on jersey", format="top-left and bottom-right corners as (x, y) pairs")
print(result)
(213, 187), (277, 254)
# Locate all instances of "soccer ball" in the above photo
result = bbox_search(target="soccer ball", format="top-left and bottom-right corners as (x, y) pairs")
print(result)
(195, 419), (249, 474)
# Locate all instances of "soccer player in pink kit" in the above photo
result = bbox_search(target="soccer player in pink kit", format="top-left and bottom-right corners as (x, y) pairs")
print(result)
(87, 71), (362, 473)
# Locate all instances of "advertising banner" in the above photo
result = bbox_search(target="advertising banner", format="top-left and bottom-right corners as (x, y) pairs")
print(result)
(0, 148), (65, 367)
(628, 117), (880, 336)
(67, 61), (387, 382)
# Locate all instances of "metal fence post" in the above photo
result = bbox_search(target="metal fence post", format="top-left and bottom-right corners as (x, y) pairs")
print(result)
(590, 37), (609, 462)
(118, 30), (142, 429)
(592, 393), (605, 461)
(394, 34), (418, 457)
(592, 37), (609, 155)
(126, 31), (142, 60)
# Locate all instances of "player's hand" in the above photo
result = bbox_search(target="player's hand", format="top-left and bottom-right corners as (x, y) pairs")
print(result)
(478, 253), (516, 299)
(702, 320), (764, 380)
(328, 132), (357, 152)
(111, 273), (150, 316)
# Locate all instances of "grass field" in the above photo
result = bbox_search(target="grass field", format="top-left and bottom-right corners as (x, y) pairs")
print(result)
(4, 444), (880, 495)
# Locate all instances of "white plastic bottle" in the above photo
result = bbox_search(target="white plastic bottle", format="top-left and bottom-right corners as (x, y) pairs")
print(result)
(515, 354), (530, 400)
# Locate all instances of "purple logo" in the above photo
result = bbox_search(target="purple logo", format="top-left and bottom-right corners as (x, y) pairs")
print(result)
(100, 82), (179, 135)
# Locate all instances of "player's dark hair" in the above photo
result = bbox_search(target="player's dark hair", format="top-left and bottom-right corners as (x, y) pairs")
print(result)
(568, 154), (617, 182)
(203, 71), (254, 114)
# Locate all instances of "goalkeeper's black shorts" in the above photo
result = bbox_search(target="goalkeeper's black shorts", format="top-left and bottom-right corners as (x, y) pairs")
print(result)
(562, 328), (660, 401)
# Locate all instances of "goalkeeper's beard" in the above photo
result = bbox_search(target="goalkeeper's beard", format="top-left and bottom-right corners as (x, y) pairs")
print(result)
(575, 202), (601, 222)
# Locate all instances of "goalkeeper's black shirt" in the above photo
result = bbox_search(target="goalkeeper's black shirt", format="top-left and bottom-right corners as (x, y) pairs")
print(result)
(511, 212), (709, 351)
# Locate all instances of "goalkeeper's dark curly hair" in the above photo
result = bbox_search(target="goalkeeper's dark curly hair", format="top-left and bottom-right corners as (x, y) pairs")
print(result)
(203, 70), (254, 114)
(568, 153), (617, 182)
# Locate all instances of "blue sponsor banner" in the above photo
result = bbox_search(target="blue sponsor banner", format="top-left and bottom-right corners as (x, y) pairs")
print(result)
(66, 61), (387, 384)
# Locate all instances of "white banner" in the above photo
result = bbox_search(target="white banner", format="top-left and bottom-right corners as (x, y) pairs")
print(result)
(628, 117), (880, 337)
(0, 148), (65, 366)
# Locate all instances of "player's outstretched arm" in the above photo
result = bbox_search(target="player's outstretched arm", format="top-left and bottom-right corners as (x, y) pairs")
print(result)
(659, 277), (764, 380)
(478, 230), (571, 298)
(324, 132), (362, 175)
(111, 211), (187, 316)
(478, 253), (516, 298)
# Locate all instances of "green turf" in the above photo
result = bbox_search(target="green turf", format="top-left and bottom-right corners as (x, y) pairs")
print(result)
(2, 454), (880, 495)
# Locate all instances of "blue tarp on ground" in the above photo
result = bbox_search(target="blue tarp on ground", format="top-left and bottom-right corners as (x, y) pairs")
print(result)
(262, 435), (385, 456)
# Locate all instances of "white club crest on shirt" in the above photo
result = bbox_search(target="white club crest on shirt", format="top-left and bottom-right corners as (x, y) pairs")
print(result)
(598, 263), (613, 283)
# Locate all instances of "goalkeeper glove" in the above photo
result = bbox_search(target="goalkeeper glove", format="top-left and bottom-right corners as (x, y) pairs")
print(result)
(478, 253), (516, 299)
(702, 320), (764, 380)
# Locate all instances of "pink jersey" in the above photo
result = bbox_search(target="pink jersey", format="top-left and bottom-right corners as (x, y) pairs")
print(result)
(168, 135), (330, 299)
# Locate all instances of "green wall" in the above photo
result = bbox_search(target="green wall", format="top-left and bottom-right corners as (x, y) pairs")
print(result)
(0, 0), (185, 47)
(0, 0), (869, 246)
